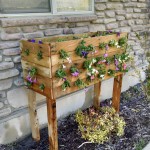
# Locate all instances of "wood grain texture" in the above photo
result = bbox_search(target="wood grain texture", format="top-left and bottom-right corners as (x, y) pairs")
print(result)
(94, 81), (101, 109)
(28, 90), (40, 141)
(112, 74), (123, 112)
(46, 97), (58, 150)
(21, 60), (51, 78)
(21, 40), (50, 56)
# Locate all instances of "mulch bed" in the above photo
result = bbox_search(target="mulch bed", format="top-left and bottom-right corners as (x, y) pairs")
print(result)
(0, 83), (150, 150)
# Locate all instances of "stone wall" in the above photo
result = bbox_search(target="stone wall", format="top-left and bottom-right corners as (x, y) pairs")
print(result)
(0, 0), (149, 144)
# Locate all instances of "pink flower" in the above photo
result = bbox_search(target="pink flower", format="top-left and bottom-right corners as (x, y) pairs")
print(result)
(71, 72), (79, 77)
(104, 53), (108, 58)
(123, 63), (127, 70)
(116, 67), (119, 71)
(102, 59), (106, 63)
(90, 75), (95, 80)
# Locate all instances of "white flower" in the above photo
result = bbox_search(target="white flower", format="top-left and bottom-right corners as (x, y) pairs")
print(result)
(87, 72), (91, 76)
(62, 64), (66, 69)
(100, 75), (105, 79)
(92, 58), (97, 64)
(66, 57), (72, 63)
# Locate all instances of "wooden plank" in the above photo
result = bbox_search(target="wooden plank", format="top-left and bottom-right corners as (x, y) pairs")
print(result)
(21, 53), (51, 68)
(112, 74), (123, 112)
(46, 97), (58, 150)
(53, 72), (123, 98)
(51, 47), (124, 66)
(21, 60), (51, 78)
(28, 84), (51, 98)
(21, 40), (50, 57)
(50, 33), (127, 54)
(94, 81), (101, 109)
(28, 90), (40, 141)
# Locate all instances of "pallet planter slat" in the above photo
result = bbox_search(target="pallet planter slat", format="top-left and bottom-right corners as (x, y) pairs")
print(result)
(20, 32), (128, 150)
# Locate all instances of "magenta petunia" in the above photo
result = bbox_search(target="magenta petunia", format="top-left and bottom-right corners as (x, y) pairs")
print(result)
(71, 72), (79, 77)
(90, 75), (95, 80)
(104, 53), (108, 58)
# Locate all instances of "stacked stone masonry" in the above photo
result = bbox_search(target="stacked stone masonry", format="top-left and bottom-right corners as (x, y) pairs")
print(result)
(0, 0), (149, 121)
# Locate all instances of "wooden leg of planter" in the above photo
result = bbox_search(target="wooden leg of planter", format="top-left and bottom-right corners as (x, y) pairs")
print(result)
(112, 74), (123, 112)
(46, 97), (58, 150)
(28, 89), (40, 141)
(94, 81), (101, 110)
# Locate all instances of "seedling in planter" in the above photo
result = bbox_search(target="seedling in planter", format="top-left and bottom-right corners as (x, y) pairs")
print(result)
(107, 69), (116, 77)
(86, 68), (99, 82)
(75, 79), (86, 89)
(118, 36), (127, 48)
(55, 68), (66, 79)
(70, 66), (79, 77)
(24, 49), (30, 56)
(37, 50), (43, 60)
(39, 84), (45, 91)
(75, 40), (94, 58)
(62, 80), (70, 91)
(97, 66), (106, 79)
(99, 42), (107, 50)
(57, 38), (66, 42)
(108, 39), (116, 47)
(59, 49), (71, 63)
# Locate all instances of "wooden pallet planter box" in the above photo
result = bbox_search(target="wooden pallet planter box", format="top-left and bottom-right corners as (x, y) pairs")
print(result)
(20, 32), (128, 150)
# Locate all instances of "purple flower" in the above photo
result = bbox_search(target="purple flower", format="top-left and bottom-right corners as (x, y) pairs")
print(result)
(116, 67), (119, 71)
(28, 39), (35, 43)
(116, 32), (121, 37)
(108, 30), (112, 33)
(105, 44), (109, 50)
(104, 53), (108, 58)
(81, 51), (88, 58)
(38, 40), (43, 44)
(27, 76), (33, 83)
(63, 77), (67, 81)
(115, 59), (119, 66)
(71, 72), (79, 77)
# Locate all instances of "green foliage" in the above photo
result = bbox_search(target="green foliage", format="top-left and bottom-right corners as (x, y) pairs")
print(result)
(27, 81), (32, 87)
(57, 38), (66, 42)
(24, 49), (30, 56)
(108, 39), (116, 47)
(95, 31), (115, 36)
(75, 79), (86, 88)
(62, 80), (70, 91)
(97, 66), (106, 79)
(99, 42), (107, 50)
(75, 40), (94, 58)
(70, 66), (79, 73)
(37, 50), (43, 60)
(59, 49), (69, 60)
(107, 69), (115, 77)
(135, 139), (146, 150)
(55, 68), (66, 78)
(83, 59), (92, 70)
(75, 106), (126, 143)
(118, 37), (127, 47)
(39, 84), (45, 91)
(29, 67), (38, 77)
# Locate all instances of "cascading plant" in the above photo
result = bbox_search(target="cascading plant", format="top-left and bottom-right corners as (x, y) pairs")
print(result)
(70, 66), (79, 77)
(75, 40), (94, 58)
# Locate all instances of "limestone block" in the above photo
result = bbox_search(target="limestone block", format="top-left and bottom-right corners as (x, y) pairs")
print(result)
(3, 48), (20, 56)
(105, 11), (115, 18)
(22, 26), (38, 33)
(13, 56), (21, 63)
(137, 3), (147, 8)
(3, 27), (21, 34)
(1, 32), (23, 41)
(107, 3), (123, 9)
(116, 16), (125, 21)
(0, 107), (11, 118)
(115, 10), (126, 15)
(23, 31), (44, 39)
(4, 58), (12, 62)
(134, 8), (141, 12)
(72, 27), (89, 34)
(106, 23), (118, 30)
(96, 12), (105, 18)
(120, 20), (128, 27)
(63, 28), (73, 34)
(44, 29), (63, 36)
(0, 79), (12, 91)
(0, 102), (4, 109)
(0, 91), (6, 99)
(95, 4), (106, 10)
(0, 62), (14, 70)
(104, 18), (116, 24)
(0, 55), (2, 62)
(76, 22), (90, 27)
(0, 69), (19, 80)
(124, 3), (137, 7)
(89, 24), (105, 32)
(0, 42), (19, 50)
(39, 24), (57, 29)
